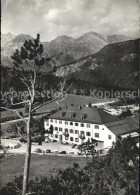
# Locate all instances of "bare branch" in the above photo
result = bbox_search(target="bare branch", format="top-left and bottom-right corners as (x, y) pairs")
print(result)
(14, 183), (22, 193)
(31, 82), (72, 112)
(0, 144), (14, 162)
(21, 72), (30, 81)
(11, 100), (30, 106)
(31, 95), (61, 112)
(0, 145), (11, 155)
(16, 124), (27, 141)
(1, 107), (28, 124)
(26, 192), (35, 195)
(20, 78), (32, 95)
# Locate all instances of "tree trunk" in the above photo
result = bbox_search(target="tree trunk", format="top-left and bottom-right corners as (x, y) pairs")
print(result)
(22, 110), (32, 195)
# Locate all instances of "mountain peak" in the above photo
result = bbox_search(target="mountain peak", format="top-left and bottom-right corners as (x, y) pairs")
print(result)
(14, 34), (33, 39)
(78, 31), (106, 41)
(54, 35), (73, 42)
(2, 32), (14, 35)
(1, 33), (16, 46)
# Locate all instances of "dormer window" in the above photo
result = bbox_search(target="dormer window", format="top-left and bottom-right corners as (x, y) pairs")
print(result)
(81, 113), (87, 120)
(70, 112), (76, 119)
(61, 112), (66, 117)
(64, 105), (68, 109)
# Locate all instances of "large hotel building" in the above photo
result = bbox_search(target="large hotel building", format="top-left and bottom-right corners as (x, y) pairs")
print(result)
(44, 105), (139, 149)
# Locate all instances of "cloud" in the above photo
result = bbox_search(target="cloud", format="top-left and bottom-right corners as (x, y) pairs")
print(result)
(1, 0), (139, 41)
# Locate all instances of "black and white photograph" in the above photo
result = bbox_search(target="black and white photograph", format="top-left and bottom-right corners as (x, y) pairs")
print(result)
(0, 0), (139, 195)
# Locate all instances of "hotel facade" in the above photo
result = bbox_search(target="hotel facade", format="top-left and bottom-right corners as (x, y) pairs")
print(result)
(44, 105), (123, 149)
(44, 104), (139, 149)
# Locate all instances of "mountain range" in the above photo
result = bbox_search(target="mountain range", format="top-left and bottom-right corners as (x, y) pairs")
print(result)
(1, 31), (131, 67)
(1, 32), (139, 90)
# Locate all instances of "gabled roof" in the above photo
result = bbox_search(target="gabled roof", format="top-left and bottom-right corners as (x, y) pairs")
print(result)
(48, 105), (139, 136)
(105, 114), (139, 135)
(48, 106), (121, 124)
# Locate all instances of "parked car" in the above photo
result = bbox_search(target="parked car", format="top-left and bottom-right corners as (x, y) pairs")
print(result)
(46, 149), (51, 153)
(77, 152), (82, 155)
(69, 152), (74, 154)
(19, 138), (27, 143)
(72, 144), (77, 148)
(69, 143), (74, 146)
(53, 150), (59, 153)
(52, 140), (57, 142)
(51, 139), (57, 142)
(61, 141), (69, 145)
(44, 140), (49, 143)
(59, 151), (67, 154)
(34, 148), (44, 153)
(75, 145), (79, 149)
(14, 143), (21, 149)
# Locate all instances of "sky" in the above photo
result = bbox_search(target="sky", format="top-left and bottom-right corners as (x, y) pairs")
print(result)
(1, 0), (140, 41)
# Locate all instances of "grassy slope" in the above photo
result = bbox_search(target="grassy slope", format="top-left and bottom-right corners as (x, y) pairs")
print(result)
(0, 154), (86, 188)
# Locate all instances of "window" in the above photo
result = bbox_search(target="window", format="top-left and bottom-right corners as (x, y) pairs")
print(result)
(95, 125), (99, 129)
(80, 131), (85, 135)
(108, 135), (112, 140)
(70, 137), (73, 141)
(75, 138), (79, 142)
(46, 123), (49, 126)
(55, 120), (57, 123)
(65, 128), (68, 133)
(86, 124), (90, 128)
(55, 134), (58, 138)
(70, 122), (73, 126)
(75, 123), (78, 126)
(102, 128), (104, 130)
(55, 127), (58, 131)
(86, 132), (91, 136)
(81, 123), (84, 127)
(65, 121), (68, 125)
(95, 133), (99, 138)
(50, 119), (53, 122)
(65, 137), (68, 140)
(59, 128), (62, 131)
(75, 130), (79, 134)
(59, 120), (62, 124)
(70, 129), (73, 133)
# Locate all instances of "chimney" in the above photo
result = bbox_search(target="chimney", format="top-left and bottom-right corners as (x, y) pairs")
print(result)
(64, 105), (68, 109)
(78, 105), (82, 110)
